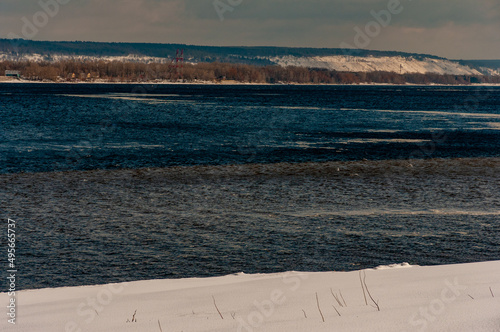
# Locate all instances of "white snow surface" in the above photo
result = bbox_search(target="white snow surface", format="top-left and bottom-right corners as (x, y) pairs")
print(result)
(2, 261), (499, 331)
(269, 55), (484, 75)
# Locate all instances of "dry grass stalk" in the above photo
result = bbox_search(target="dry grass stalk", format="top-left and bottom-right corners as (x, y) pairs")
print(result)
(339, 290), (347, 307)
(316, 292), (325, 322)
(359, 271), (368, 305)
(332, 304), (341, 317)
(131, 309), (137, 322)
(362, 272), (380, 311)
(212, 295), (224, 320)
(490, 287), (494, 298)
(330, 288), (344, 307)
(158, 319), (163, 332)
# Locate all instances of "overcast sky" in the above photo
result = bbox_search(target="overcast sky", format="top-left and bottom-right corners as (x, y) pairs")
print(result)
(1, 0), (499, 59)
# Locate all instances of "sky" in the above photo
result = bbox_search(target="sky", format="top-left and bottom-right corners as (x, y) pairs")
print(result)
(0, 0), (499, 60)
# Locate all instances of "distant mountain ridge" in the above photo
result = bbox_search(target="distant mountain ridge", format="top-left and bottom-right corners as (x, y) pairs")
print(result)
(0, 39), (498, 76)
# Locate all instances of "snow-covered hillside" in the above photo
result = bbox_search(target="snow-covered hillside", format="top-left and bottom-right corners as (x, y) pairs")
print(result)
(0, 51), (495, 76)
(268, 55), (483, 75)
(477, 67), (500, 76)
(0, 53), (172, 64)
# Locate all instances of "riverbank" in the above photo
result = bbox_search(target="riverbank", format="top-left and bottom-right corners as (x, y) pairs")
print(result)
(1, 260), (499, 331)
(1, 79), (500, 86)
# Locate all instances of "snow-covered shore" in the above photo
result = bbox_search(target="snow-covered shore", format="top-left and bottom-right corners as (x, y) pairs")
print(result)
(2, 79), (500, 86)
(2, 261), (499, 331)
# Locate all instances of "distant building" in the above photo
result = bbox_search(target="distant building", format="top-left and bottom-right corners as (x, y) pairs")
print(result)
(5, 70), (20, 78)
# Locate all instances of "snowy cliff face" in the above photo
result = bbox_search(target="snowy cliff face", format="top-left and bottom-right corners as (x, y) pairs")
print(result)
(267, 55), (484, 75)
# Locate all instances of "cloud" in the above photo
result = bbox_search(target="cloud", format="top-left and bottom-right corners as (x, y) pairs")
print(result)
(397, 0), (500, 28)
(185, 0), (499, 26)
(0, 0), (498, 59)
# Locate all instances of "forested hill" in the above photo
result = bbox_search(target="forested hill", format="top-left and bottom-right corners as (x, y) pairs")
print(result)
(0, 39), (443, 63)
(1, 39), (498, 77)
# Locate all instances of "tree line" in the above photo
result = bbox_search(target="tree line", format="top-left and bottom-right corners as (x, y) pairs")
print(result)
(1, 60), (499, 84)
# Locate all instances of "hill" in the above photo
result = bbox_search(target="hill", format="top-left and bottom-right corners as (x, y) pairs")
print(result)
(0, 39), (444, 63)
(1, 39), (499, 81)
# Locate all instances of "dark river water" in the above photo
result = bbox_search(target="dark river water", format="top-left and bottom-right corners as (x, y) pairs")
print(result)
(2, 84), (500, 173)
(0, 84), (499, 290)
